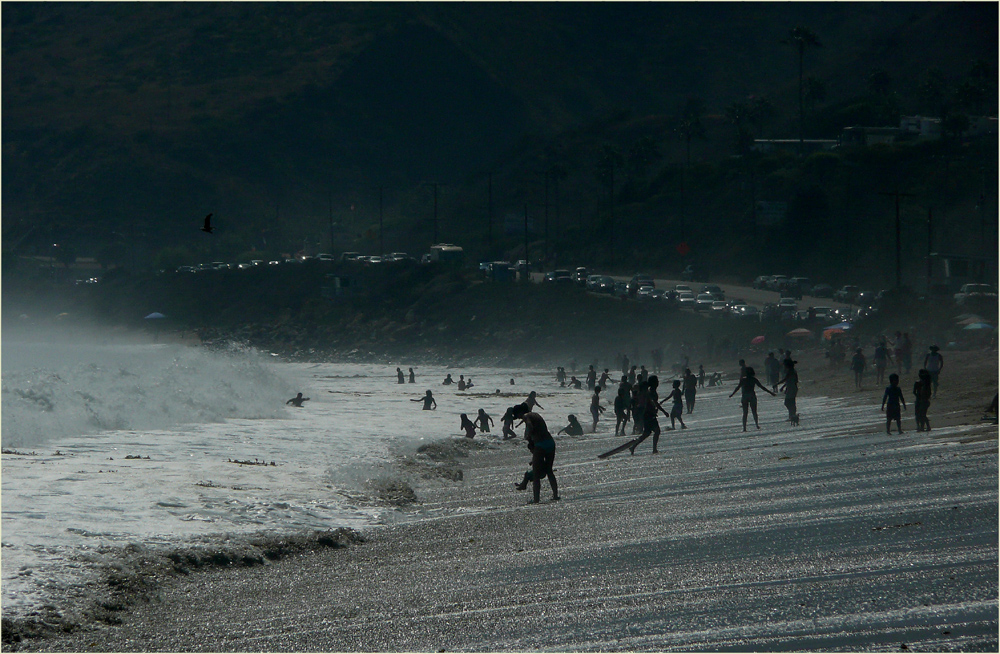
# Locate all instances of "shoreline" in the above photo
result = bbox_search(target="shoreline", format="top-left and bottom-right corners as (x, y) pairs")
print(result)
(9, 349), (997, 652)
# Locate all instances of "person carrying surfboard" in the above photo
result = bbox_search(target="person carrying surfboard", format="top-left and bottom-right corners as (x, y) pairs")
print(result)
(629, 375), (670, 455)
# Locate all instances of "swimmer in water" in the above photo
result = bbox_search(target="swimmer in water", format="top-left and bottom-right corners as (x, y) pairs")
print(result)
(411, 390), (437, 410)
(286, 392), (310, 407)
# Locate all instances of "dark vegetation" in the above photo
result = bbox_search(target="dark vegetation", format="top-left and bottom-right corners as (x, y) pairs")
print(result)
(3, 3), (997, 290)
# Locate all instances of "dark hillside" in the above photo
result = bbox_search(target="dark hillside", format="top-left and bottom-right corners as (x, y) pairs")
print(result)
(2, 2), (996, 287)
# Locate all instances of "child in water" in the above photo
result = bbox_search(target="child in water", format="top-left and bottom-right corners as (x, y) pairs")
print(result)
(557, 414), (584, 436)
(475, 408), (494, 433)
(460, 413), (477, 438)
(411, 390), (437, 410)
(500, 406), (518, 439)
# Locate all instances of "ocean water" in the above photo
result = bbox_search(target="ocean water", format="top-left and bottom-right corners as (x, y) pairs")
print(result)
(0, 334), (560, 619)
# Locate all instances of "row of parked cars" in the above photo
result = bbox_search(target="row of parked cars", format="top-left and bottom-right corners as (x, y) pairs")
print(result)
(175, 252), (415, 273)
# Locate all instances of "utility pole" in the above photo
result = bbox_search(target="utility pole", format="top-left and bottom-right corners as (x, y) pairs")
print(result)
(523, 203), (529, 281)
(543, 171), (550, 265)
(424, 183), (443, 245)
(926, 208), (933, 294)
(878, 188), (915, 289)
(487, 172), (493, 248)
(328, 188), (335, 253)
(609, 163), (615, 269)
(378, 186), (384, 258)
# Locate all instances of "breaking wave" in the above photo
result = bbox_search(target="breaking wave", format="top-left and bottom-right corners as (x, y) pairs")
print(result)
(2, 339), (291, 448)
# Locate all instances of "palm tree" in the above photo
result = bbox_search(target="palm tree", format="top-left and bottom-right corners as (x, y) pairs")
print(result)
(784, 26), (821, 154)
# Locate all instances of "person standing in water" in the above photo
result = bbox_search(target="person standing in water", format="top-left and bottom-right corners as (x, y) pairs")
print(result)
(443, 374), (454, 385)
(512, 403), (559, 504)
(683, 368), (697, 414)
(778, 358), (799, 423)
(412, 390), (437, 410)
(729, 367), (775, 431)
(286, 393), (310, 407)
(460, 413), (478, 438)
(881, 373), (906, 435)
(500, 406), (518, 440)
(475, 408), (494, 433)
(525, 391), (544, 411)
(613, 385), (630, 436)
(698, 364), (706, 388)
(586, 365), (597, 391)
(396, 368), (405, 384)
(598, 368), (611, 390)
(408, 367), (416, 383)
(590, 386), (605, 430)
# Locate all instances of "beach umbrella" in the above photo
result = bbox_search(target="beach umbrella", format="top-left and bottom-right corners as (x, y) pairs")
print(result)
(144, 312), (166, 320)
(963, 322), (994, 331)
(826, 321), (853, 330)
(954, 313), (982, 322)
(957, 315), (987, 326)
(751, 335), (766, 345)
(822, 328), (845, 340)
(786, 327), (813, 339)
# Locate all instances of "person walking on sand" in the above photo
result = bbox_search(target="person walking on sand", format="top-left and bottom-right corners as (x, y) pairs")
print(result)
(666, 379), (687, 431)
(557, 414), (584, 436)
(698, 364), (706, 388)
(408, 367), (415, 383)
(683, 368), (697, 414)
(913, 369), (932, 431)
(286, 392), (310, 407)
(777, 358), (799, 424)
(629, 376), (670, 455)
(590, 386), (606, 430)
(924, 345), (944, 398)
(764, 352), (780, 392)
(729, 367), (775, 432)
(881, 373), (907, 435)
(900, 333), (913, 374)
(475, 408), (494, 433)
(614, 385), (630, 436)
(460, 413), (478, 438)
(396, 367), (405, 384)
(525, 390), (544, 411)
(631, 380), (647, 435)
(412, 390), (437, 410)
(512, 403), (559, 504)
(873, 339), (891, 387)
(850, 348), (866, 390)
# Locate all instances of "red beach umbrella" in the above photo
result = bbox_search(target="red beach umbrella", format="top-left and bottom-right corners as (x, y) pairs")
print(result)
(751, 335), (766, 344)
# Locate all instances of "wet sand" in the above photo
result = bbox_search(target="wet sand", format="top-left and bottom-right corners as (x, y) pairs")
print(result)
(13, 351), (999, 652)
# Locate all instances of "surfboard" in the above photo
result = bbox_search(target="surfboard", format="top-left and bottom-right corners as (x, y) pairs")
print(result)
(598, 438), (638, 459)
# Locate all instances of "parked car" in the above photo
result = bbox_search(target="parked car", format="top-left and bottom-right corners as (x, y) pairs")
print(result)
(628, 273), (655, 296)
(637, 285), (656, 301)
(573, 267), (589, 285)
(585, 274), (603, 291)
(673, 283), (694, 294)
(855, 291), (876, 308)
(766, 275), (789, 291)
(316, 253), (336, 262)
(954, 283), (998, 305)
(613, 281), (629, 298)
(752, 275), (771, 290)
(546, 269), (573, 283)
(834, 285), (860, 303)
(783, 277), (811, 299)
(340, 252), (362, 262)
(694, 293), (716, 311)
(677, 291), (697, 308)
(806, 306), (836, 321)
(701, 284), (725, 301)
(710, 300), (730, 316)
(810, 283), (834, 298)
(777, 297), (798, 310)
(735, 305), (760, 320)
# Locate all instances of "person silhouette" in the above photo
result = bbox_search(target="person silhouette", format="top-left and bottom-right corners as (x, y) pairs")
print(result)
(286, 392), (310, 407)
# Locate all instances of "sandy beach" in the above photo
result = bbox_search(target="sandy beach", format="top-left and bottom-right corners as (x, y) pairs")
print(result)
(9, 349), (998, 652)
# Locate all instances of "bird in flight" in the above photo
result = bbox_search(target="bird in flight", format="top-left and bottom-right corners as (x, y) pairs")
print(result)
(201, 213), (214, 234)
